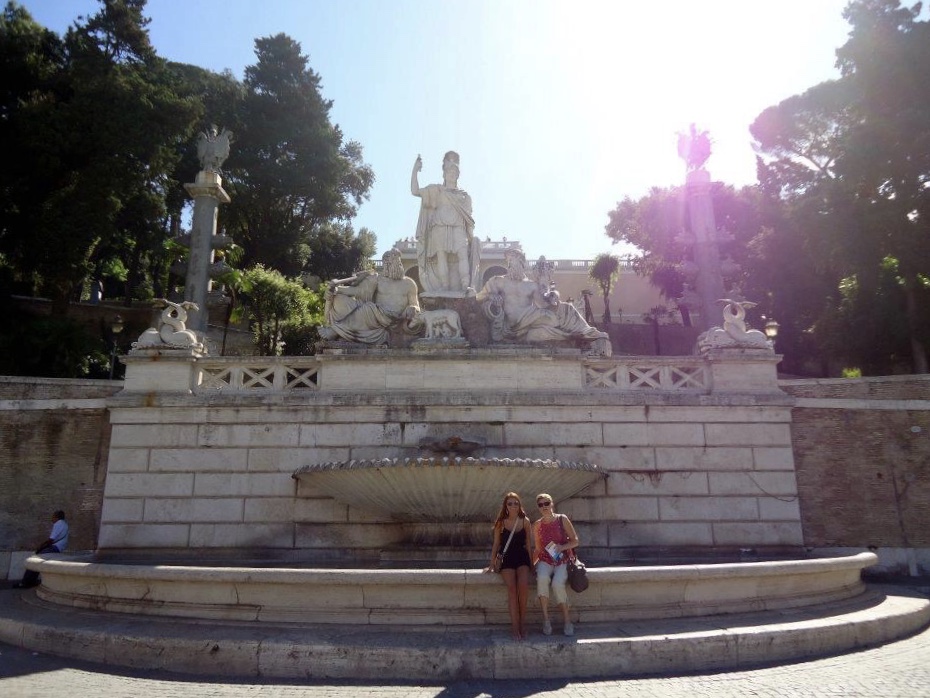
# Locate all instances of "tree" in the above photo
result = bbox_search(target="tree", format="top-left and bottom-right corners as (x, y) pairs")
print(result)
(223, 34), (375, 279)
(590, 253), (621, 324)
(606, 187), (686, 306)
(605, 184), (765, 328)
(643, 305), (672, 355)
(835, 0), (930, 373)
(240, 265), (322, 356)
(306, 223), (376, 282)
(0, 0), (199, 314)
(751, 1), (930, 373)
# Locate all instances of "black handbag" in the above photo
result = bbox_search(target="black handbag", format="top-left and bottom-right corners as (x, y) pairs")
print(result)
(567, 556), (589, 593)
(558, 514), (589, 592)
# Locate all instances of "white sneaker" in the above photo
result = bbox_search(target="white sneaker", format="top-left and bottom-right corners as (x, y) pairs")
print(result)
(542, 620), (552, 636)
(564, 622), (574, 637)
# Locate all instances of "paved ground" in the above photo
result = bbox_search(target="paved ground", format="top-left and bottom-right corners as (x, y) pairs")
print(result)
(2, 621), (930, 697)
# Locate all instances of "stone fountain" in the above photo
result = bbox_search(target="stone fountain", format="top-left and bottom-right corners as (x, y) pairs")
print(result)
(15, 150), (928, 680)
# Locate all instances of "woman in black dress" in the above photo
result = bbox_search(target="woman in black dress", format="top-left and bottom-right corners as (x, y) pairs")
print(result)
(485, 491), (534, 640)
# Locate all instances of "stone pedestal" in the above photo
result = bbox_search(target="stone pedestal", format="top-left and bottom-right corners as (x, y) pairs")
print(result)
(420, 295), (489, 346)
(703, 347), (782, 393)
(120, 348), (204, 394)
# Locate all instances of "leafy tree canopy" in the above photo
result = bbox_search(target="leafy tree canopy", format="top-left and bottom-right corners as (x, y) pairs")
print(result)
(223, 33), (375, 278)
(750, 0), (930, 373)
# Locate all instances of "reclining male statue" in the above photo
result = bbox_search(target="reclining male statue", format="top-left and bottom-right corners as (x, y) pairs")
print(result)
(318, 248), (420, 345)
(475, 248), (612, 356)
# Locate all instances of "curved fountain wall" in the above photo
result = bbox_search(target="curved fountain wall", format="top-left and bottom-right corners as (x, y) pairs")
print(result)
(31, 552), (878, 625)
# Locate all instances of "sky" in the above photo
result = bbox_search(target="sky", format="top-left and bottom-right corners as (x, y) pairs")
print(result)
(20, 0), (853, 261)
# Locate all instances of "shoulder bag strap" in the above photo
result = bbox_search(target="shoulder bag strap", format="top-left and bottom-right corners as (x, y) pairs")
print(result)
(557, 514), (576, 561)
(501, 519), (519, 556)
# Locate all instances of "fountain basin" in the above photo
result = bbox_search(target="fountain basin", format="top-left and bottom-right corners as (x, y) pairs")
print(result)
(30, 552), (877, 626)
(293, 457), (607, 522)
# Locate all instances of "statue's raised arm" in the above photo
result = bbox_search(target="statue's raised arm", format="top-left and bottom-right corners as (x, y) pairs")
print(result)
(410, 154), (423, 196)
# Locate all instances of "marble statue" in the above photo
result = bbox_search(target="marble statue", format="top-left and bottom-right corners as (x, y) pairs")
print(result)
(476, 248), (612, 356)
(197, 125), (233, 173)
(319, 249), (420, 345)
(134, 300), (204, 351)
(410, 308), (463, 340)
(677, 123), (711, 171)
(411, 152), (480, 295)
(697, 299), (772, 353)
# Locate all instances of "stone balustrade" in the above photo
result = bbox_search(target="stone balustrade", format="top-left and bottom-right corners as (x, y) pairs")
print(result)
(195, 357), (321, 393)
(177, 355), (728, 395)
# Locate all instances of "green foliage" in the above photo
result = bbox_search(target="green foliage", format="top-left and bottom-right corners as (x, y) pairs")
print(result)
(0, 3), (372, 334)
(590, 253), (621, 324)
(0, 0), (200, 313)
(240, 265), (322, 356)
(223, 33), (375, 279)
(750, 0), (930, 374)
(0, 313), (108, 378)
(306, 224), (377, 281)
(605, 183), (766, 330)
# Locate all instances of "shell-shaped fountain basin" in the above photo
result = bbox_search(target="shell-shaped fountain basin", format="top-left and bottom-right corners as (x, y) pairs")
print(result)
(293, 457), (607, 522)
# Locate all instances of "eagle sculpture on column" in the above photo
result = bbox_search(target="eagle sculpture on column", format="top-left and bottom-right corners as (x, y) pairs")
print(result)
(677, 123), (711, 171)
(196, 125), (233, 173)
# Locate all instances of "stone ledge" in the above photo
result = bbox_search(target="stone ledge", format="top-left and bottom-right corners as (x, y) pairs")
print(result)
(0, 585), (925, 680)
(26, 552), (877, 625)
(106, 390), (795, 409)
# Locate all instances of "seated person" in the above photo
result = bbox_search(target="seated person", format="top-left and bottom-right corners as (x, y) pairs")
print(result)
(14, 510), (68, 589)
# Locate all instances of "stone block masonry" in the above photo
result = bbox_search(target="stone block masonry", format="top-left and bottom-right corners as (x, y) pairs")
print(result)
(5, 369), (929, 576)
(98, 351), (801, 557)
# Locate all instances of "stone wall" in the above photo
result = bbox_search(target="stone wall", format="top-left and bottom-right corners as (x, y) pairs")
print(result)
(100, 398), (801, 558)
(4, 371), (929, 577)
(0, 377), (119, 579)
(97, 352), (800, 561)
(784, 375), (930, 575)
(781, 375), (930, 400)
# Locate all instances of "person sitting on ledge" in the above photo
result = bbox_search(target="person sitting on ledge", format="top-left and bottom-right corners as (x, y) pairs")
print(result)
(14, 510), (68, 589)
(475, 248), (610, 350)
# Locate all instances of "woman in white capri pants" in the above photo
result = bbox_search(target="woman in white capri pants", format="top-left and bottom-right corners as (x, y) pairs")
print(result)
(532, 493), (579, 636)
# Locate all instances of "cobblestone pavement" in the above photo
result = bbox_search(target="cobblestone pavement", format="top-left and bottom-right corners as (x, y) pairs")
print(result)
(1, 623), (929, 698)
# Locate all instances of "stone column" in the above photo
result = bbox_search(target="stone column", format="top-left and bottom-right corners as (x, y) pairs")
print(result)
(685, 169), (725, 333)
(183, 171), (230, 334)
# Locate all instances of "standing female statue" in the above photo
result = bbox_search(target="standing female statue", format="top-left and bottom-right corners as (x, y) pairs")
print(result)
(411, 151), (480, 295)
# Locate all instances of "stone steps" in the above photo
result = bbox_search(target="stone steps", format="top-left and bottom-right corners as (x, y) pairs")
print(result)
(0, 585), (927, 681)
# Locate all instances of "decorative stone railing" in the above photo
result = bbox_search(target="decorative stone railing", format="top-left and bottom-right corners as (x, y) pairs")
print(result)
(120, 350), (778, 396)
(194, 357), (321, 393)
(584, 358), (709, 392)
(186, 356), (715, 395)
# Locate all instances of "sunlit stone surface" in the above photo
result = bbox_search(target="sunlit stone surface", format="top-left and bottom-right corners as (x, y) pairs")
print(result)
(294, 457), (606, 522)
